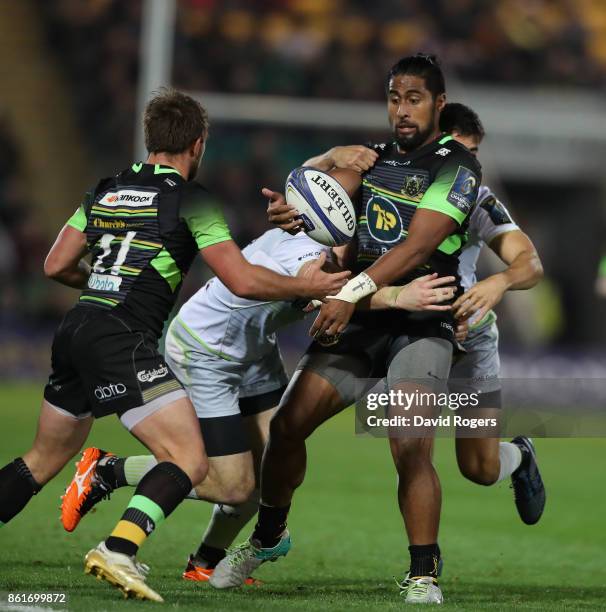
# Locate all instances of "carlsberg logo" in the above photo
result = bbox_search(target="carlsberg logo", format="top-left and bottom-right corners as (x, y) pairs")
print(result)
(309, 174), (355, 231)
(137, 365), (169, 383)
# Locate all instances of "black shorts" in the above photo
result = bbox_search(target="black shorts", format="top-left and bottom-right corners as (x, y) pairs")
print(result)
(44, 306), (186, 424)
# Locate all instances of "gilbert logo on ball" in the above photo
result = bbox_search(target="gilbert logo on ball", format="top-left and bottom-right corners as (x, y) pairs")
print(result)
(285, 167), (356, 247)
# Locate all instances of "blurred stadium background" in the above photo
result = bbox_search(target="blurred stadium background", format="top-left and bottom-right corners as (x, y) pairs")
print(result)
(2, 0), (606, 379)
(1, 2), (606, 609)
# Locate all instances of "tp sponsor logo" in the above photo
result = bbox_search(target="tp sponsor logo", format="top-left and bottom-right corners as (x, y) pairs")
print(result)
(94, 382), (127, 401)
(137, 365), (169, 383)
(366, 195), (403, 243)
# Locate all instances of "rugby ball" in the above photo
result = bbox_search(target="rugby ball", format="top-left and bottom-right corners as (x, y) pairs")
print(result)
(285, 167), (356, 247)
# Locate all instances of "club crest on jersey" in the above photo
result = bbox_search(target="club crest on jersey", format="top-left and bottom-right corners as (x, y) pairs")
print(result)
(366, 196), (402, 244)
(447, 166), (479, 214)
(401, 174), (424, 198)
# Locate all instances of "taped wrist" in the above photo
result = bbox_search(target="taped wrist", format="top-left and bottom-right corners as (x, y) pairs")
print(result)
(382, 286), (403, 308)
(326, 272), (377, 304)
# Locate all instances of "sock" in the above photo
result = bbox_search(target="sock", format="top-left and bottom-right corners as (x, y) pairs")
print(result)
(95, 456), (127, 489)
(121, 455), (201, 500)
(193, 544), (226, 569)
(196, 490), (261, 564)
(496, 442), (523, 483)
(409, 543), (441, 580)
(123, 455), (158, 486)
(252, 502), (290, 548)
(105, 461), (192, 556)
(0, 458), (42, 526)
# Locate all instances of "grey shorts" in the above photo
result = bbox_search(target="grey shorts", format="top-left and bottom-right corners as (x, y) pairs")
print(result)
(164, 319), (288, 420)
(450, 321), (500, 393)
(291, 324), (453, 408)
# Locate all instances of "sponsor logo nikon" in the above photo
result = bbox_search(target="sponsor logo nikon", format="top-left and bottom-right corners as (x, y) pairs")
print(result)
(137, 365), (169, 383)
(99, 190), (156, 207)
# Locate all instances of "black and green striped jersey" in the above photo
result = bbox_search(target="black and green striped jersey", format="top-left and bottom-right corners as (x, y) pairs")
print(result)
(66, 163), (231, 338)
(348, 135), (481, 340)
(356, 134), (481, 285)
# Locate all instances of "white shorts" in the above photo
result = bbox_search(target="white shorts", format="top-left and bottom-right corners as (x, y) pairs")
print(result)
(450, 321), (500, 395)
(164, 317), (289, 420)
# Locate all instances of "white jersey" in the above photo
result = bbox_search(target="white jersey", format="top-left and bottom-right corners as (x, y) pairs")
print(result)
(458, 185), (519, 292)
(176, 229), (329, 362)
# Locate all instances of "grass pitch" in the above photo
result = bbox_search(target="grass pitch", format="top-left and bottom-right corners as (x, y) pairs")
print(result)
(1, 382), (604, 610)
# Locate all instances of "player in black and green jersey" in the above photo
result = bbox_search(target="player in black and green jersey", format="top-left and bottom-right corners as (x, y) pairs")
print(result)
(212, 55), (480, 604)
(0, 89), (348, 602)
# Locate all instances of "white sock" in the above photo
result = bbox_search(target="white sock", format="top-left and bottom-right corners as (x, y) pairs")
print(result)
(496, 442), (523, 483)
(201, 489), (260, 551)
(123, 455), (201, 499)
(186, 487), (200, 500)
(123, 455), (157, 486)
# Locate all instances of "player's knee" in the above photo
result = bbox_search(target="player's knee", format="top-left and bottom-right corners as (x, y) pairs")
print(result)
(458, 454), (498, 486)
(221, 473), (255, 506)
(152, 440), (208, 486)
(198, 462), (255, 504)
(163, 453), (208, 487)
(393, 439), (432, 473)
(269, 409), (305, 445)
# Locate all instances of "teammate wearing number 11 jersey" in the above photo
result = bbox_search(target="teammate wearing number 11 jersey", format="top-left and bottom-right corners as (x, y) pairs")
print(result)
(0, 88), (348, 602)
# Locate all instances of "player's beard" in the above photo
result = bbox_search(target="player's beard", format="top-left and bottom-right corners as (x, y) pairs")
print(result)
(188, 151), (202, 180)
(394, 118), (436, 152)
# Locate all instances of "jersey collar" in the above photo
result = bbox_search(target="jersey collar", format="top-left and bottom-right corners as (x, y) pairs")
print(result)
(131, 162), (183, 177)
(392, 133), (453, 162)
